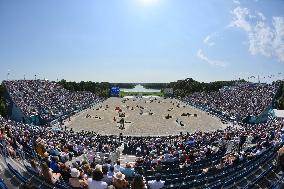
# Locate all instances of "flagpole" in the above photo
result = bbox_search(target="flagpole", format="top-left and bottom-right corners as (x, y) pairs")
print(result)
(7, 69), (10, 80)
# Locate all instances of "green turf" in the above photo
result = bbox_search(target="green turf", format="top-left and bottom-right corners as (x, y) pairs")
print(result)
(119, 91), (164, 97)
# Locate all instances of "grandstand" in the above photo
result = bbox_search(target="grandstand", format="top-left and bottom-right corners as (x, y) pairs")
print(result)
(0, 79), (284, 189)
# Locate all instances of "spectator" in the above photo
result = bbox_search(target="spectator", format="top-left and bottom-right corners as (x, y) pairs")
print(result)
(69, 168), (88, 188)
(131, 174), (147, 189)
(87, 169), (108, 189)
(122, 163), (135, 179)
(148, 173), (165, 189)
(113, 172), (129, 189)
(40, 162), (61, 184)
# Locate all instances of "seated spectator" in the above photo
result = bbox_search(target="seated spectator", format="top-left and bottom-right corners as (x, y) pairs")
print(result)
(40, 162), (61, 184)
(122, 163), (135, 179)
(50, 156), (61, 173)
(87, 169), (108, 189)
(69, 168), (88, 188)
(148, 173), (165, 189)
(277, 146), (284, 172)
(30, 159), (41, 175)
(107, 166), (115, 177)
(59, 163), (71, 182)
(131, 174), (147, 189)
(113, 172), (129, 189)
(114, 160), (124, 173)
(102, 165), (112, 185)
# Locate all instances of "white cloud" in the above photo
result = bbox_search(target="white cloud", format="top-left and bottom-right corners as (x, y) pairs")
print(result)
(233, 0), (240, 5)
(229, 7), (252, 32)
(203, 33), (216, 46)
(197, 49), (227, 67)
(230, 6), (284, 62)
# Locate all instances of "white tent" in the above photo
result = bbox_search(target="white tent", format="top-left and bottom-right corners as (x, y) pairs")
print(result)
(273, 109), (284, 118)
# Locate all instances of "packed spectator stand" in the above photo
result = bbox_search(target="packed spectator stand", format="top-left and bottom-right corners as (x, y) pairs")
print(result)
(183, 83), (279, 122)
(0, 80), (284, 189)
(3, 80), (100, 123)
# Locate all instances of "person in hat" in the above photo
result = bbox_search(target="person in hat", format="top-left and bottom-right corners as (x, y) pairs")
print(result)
(69, 168), (88, 188)
(112, 172), (129, 189)
(87, 169), (107, 189)
(148, 173), (165, 189)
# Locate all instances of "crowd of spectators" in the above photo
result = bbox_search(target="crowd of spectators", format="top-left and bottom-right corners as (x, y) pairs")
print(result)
(3, 80), (100, 122)
(184, 83), (279, 121)
(1, 112), (284, 188)
(0, 80), (284, 189)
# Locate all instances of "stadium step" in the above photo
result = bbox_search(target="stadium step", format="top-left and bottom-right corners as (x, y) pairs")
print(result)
(0, 156), (21, 189)
(119, 154), (137, 165)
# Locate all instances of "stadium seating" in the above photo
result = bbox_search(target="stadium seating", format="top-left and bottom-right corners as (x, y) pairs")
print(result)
(0, 80), (283, 189)
(0, 179), (9, 189)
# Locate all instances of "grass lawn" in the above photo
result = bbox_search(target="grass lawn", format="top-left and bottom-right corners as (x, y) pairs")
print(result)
(119, 91), (164, 97)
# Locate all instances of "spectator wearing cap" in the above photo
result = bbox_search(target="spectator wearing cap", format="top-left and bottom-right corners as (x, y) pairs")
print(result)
(69, 168), (88, 188)
(112, 172), (129, 189)
(87, 169), (107, 189)
(148, 173), (165, 189)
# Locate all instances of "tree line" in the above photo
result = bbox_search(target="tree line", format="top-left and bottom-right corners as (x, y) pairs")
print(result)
(58, 78), (246, 98)
(167, 78), (246, 97)
(0, 84), (8, 117)
(276, 81), (284, 110)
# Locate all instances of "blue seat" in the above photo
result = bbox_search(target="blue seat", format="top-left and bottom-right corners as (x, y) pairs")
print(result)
(0, 179), (9, 189)
(7, 163), (28, 184)
(54, 181), (72, 189)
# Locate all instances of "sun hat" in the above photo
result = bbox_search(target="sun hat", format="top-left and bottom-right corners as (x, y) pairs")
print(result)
(95, 164), (103, 172)
(70, 168), (80, 178)
(114, 172), (125, 180)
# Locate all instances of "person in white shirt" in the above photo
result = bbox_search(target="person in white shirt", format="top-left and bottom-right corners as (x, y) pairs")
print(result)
(87, 169), (108, 189)
(148, 173), (165, 189)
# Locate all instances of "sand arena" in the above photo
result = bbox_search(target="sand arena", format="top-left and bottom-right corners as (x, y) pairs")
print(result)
(64, 97), (227, 136)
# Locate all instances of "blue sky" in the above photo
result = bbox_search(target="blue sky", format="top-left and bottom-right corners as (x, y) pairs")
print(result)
(0, 0), (284, 83)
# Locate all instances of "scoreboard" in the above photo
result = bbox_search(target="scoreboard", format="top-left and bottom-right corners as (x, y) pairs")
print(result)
(110, 87), (120, 96)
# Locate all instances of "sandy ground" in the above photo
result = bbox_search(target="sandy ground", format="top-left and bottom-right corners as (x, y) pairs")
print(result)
(64, 97), (227, 136)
